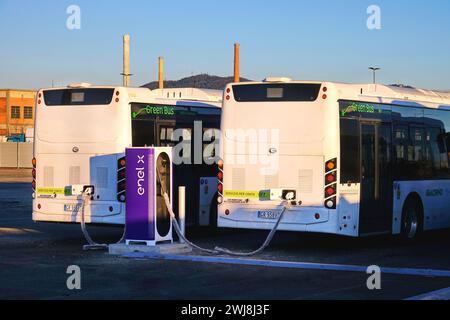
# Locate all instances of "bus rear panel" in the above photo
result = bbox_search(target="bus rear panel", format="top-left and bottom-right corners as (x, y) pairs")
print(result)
(218, 81), (350, 236)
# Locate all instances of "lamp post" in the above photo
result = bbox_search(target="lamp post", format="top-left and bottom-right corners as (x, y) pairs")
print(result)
(369, 67), (380, 84)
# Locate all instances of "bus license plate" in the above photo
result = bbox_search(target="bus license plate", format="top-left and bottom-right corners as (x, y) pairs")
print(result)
(257, 210), (280, 220)
(64, 204), (82, 212)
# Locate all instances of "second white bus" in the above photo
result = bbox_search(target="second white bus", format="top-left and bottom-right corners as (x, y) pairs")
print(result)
(218, 78), (450, 239)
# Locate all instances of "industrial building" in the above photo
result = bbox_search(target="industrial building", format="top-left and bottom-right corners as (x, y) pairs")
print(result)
(0, 89), (36, 137)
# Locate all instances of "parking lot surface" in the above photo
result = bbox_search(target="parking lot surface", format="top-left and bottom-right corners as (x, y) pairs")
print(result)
(1, 172), (450, 300)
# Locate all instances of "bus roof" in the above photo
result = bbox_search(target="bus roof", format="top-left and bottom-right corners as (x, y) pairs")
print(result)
(228, 79), (450, 109)
(41, 84), (223, 108)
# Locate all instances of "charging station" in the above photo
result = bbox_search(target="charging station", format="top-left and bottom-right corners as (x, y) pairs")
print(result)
(125, 147), (173, 246)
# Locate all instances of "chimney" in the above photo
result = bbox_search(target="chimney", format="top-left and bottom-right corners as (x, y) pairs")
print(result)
(123, 34), (131, 87)
(234, 43), (240, 83)
(158, 57), (164, 89)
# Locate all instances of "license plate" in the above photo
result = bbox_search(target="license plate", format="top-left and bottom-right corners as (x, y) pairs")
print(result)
(64, 204), (82, 212)
(257, 210), (281, 220)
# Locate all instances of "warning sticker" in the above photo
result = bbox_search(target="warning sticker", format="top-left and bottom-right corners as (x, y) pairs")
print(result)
(223, 190), (260, 199)
(37, 188), (65, 195)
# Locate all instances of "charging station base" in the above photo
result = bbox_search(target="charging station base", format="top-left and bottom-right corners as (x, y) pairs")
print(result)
(108, 243), (192, 256)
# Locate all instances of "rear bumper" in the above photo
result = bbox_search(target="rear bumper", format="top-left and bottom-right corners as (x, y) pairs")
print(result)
(32, 199), (125, 225)
(218, 202), (340, 234)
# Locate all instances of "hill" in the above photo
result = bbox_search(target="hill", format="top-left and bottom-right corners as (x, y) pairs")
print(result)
(141, 74), (251, 90)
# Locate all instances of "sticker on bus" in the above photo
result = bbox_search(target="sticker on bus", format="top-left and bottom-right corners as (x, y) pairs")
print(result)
(36, 188), (65, 195)
(224, 190), (260, 199)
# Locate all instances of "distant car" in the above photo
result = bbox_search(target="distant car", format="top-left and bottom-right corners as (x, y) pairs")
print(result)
(6, 133), (26, 143)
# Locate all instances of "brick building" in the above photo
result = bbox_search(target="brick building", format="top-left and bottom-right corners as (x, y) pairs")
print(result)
(0, 89), (36, 136)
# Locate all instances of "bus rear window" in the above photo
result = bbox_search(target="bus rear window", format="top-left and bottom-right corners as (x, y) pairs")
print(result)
(43, 89), (115, 106)
(232, 84), (321, 102)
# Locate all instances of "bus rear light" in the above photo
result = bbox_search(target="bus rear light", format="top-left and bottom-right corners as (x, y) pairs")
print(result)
(323, 87), (328, 92)
(117, 156), (126, 202)
(118, 170), (126, 180)
(38, 100), (41, 105)
(226, 95), (230, 100)
(32, 180), (36, 190)
(32, 192), (36, 199)
(38, 93), (42, 98)
(226, 88), (231, 94)
(218, 159), (224, 196)
(32, 169), (36, 179)
(315, 213), (321, 220)
(325, 172), (336, 185)
(325, 198), (336, 209)
(322, 94), (327, 100)
(115, 91), (120, 96)
(115, 98), (120, 103)
(325, 158), (337, 172)
(325, 185), (336, 197)
(118, 157), (126, 168)
(225, 209), (230, 216)
(37, 203), (41, 210)
(32, 158), (36, 168)
(118, 193), (126, 203)
(217, 196), (223, 204)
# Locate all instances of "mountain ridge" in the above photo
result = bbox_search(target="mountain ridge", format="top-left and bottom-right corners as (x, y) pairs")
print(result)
(141, 74), (251, 90)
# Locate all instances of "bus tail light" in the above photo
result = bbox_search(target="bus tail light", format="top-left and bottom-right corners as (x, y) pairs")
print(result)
(117, 156), (126, 203)
(324, 158), (337, 209)
(325, 172), (336, 185)
(325, 197), (336, 209)
(32, 158), (36, 193)
(218, 159), (224, 202)
(325, 158), (337, 172)
(325, 184), (337, 198)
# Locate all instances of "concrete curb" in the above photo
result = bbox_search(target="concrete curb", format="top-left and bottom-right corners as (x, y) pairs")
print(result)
(109, 243), (192, 256)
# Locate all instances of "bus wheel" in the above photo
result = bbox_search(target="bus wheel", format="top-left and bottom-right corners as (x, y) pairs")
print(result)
(401, 197), (423, 240)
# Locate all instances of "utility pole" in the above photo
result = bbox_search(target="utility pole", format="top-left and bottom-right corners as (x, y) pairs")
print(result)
(122, 34), (132, 87)
(369, 67), (380, 84)
(234, 43), (240, 83)
(158, 57), (164, 89)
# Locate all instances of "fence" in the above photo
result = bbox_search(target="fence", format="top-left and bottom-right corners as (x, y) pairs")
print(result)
(0, 142), (33, 168)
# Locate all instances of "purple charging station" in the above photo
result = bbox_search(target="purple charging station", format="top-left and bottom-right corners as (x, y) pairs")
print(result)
(125, 148), (156, 245)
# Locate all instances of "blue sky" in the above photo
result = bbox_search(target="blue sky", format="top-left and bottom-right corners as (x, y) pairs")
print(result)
(0, 0), (449, 90)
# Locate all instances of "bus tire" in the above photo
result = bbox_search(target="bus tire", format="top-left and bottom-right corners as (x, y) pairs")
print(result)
(401, 195), (423, 240)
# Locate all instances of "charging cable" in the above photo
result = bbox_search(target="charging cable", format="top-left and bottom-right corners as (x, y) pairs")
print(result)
(79, 187), (125, 251)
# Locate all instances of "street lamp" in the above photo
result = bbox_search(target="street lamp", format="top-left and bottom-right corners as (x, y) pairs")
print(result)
(369, 67), (380, 84)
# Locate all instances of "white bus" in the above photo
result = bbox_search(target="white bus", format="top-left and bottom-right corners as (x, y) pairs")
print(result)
(218, 78), (450, 239)
(33, 84), (222, 226)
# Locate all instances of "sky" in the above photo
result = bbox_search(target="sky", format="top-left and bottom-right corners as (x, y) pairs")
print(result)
(0, 0), (450, 90)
